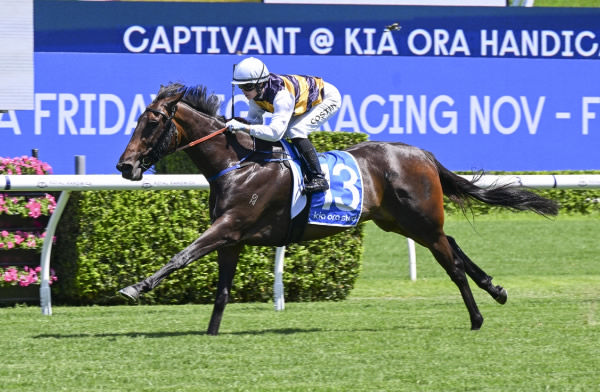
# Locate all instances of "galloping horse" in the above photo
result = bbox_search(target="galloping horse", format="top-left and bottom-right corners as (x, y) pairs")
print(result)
(117, 83), (558, 335)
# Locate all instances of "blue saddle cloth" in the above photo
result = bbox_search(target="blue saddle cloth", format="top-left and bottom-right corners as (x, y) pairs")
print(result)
(281, 140), (364, 227)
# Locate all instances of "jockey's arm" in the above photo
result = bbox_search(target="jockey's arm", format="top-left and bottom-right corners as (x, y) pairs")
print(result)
(247, 91), (294, 142)
(245, 100), (265, 125)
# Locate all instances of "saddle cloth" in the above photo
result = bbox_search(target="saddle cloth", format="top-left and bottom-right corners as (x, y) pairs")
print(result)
(280, 140), (364, 227)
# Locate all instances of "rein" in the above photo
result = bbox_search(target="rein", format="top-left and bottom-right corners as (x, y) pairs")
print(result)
(175, 126), (227, 152)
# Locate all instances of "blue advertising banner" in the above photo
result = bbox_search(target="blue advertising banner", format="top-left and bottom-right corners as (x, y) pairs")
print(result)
(1, 1), (598, 174)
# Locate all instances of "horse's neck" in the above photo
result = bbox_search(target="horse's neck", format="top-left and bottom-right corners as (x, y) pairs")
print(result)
(177, 102), (224, 140)
(175, 104), (238, 177)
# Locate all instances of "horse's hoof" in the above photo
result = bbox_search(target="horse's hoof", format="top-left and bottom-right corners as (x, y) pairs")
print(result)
(118, 286), (140, 302)
(471, 315), (484, 330)
(493, 286), (508, 305)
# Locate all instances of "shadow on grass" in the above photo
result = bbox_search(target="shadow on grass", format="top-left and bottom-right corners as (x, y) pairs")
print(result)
(33, 327), (322, 339)
(32, 325), (439, 339)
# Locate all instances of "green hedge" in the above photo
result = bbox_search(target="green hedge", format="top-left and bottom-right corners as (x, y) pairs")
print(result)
(52, 131), (368, 305)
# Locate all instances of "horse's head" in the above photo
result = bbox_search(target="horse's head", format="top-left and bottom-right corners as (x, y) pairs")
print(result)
(117, 87), (184, 180)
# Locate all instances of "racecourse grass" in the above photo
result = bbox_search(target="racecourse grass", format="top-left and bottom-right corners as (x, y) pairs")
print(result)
(1, 213), (599, 391)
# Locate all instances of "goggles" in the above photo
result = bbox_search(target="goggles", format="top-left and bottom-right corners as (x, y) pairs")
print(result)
(239, 83), (257, 92)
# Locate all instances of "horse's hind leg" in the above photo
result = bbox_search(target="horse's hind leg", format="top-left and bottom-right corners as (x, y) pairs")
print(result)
(427, 235), (484, 330)
(446, 236), (507, 305)
(207, 245), (243, 336)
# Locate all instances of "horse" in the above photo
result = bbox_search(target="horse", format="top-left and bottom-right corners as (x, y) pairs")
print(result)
(116, 83), (558, 336)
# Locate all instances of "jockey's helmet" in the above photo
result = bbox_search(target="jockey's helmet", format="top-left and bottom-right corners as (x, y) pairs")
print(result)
(232, 57), (270, 85)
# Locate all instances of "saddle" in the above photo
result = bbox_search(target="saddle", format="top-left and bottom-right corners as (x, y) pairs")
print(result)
(222, 135), (363, 245)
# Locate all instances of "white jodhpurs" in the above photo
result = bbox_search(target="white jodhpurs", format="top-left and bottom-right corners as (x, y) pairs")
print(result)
(285, 81), (341, 139)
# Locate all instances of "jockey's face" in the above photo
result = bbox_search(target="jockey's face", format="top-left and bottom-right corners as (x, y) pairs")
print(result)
(239, 83), (262, 100)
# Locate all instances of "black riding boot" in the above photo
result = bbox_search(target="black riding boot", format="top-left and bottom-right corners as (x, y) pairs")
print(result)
(292, 138), (329, 194)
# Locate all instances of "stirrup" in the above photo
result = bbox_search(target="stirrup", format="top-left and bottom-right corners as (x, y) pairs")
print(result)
(303, 178), (329, 194)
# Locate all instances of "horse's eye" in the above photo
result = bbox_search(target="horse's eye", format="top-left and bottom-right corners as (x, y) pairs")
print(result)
(142, 122), (159, 137)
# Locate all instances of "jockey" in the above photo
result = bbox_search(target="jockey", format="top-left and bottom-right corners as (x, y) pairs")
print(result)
(226, 57), (341, 194)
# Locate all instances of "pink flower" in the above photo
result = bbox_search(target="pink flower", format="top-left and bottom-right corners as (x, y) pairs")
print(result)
(26, 199), (42, 218)
(6, 242), (14, 249)
(4, 268), (18, 283)
(1, 265), (56, 287)
(1, 230), (8, 237)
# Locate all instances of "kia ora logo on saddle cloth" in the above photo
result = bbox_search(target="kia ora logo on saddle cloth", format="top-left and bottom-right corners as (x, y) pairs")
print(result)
(280, 140), (364, 227)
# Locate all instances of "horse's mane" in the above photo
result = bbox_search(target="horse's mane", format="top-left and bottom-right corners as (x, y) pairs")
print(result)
(156, 82), (223, 120)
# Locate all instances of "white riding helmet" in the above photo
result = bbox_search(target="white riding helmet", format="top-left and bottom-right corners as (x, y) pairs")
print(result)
(232, 57), (270, 85)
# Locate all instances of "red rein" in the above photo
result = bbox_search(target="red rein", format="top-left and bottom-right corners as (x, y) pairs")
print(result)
(175, 127), (227, 152)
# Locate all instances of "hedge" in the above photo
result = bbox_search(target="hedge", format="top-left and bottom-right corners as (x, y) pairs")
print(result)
(52, 131), (368, 305)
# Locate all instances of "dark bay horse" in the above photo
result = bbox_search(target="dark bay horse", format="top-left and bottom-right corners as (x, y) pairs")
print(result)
(116, 83), (558, 335)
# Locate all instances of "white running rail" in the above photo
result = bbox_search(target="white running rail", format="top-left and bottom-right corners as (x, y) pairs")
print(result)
(2, 173), (599, 314)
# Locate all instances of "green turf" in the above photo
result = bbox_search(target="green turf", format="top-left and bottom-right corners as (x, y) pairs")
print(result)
(534, 0), (598, 6)
(1, 213), (599, 391)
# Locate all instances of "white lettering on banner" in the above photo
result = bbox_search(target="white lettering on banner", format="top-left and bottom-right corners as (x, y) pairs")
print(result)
(122, 24), (600, 58)
(407, 29), (470, 56)
(80, 94), (96, 135)
(480, 29), (600, 57)
(29, 93), (152, 136)
(360, 94), (457, 135)
(582, 97), (600, 135)
(99, 94), (125, 135)
(3, 93), (598, 138)
(470, 96), (545, 135)
(58, 93), (78, 135)
(360, 95), (387, 134)
(35, 93), (56, 135)
(124, 25), (301, 54)
(345, 28), (398, 55)
(0, 110), (21, 135)
(123, 26), (148, 53)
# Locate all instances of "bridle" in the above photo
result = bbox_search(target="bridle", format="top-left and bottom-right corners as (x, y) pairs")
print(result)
(143, 104), (227, 154)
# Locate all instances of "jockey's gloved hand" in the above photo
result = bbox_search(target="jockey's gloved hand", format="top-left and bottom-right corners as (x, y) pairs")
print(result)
(226, 119), (249, 134)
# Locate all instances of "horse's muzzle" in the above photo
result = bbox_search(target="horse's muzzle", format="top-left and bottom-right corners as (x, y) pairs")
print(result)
(116, 160), (143, 181)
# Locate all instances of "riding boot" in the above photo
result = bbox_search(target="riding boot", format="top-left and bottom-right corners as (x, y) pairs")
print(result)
(292, 138), (329, 194)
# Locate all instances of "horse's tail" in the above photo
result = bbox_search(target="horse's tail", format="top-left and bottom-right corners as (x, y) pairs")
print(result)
(432, 157), (559, 216)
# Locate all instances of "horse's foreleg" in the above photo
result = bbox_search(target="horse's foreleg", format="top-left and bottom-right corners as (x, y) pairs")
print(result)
(207, 245), (243, 336)
(446, 236), (507, 305)
(119, 220), (240, 301)
(430, 236), (484, 330)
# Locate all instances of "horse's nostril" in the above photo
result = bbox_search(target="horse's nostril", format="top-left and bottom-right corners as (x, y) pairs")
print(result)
(117, 162), (132, 173)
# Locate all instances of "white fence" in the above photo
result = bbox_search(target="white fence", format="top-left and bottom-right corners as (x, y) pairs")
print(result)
(2, 173), (600, 315)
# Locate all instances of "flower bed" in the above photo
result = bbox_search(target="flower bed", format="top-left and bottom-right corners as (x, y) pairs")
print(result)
(0, 193), (56, 218)
(0, 230), (50, 251)
(1, 265), (57, 287)
(0, 156), (52, 175)
(0, 155), (58, 303)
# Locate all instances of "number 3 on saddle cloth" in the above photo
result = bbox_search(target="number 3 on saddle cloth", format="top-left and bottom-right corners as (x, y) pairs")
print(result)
(280, 140), (364, 243)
